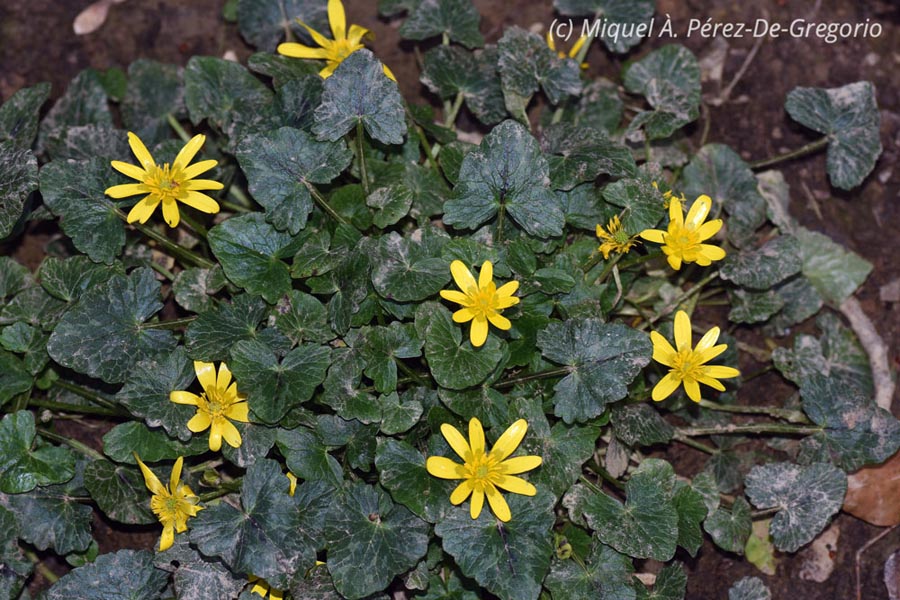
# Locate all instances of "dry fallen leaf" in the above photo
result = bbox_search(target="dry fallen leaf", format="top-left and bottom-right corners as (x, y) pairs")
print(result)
(844, 451), (900, 526)
(798, 523), (840, 582)
(885, 550), (900, 600)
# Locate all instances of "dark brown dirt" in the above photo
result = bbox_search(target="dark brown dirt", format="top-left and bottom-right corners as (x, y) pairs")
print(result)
(2, 0), (898, 598)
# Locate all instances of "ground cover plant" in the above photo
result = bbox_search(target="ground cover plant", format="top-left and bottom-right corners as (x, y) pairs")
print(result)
(0, 0), (895, 598)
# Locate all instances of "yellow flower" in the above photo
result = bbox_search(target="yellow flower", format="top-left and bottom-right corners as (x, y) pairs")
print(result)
(650, 310), (740, 402)
(595, 215), (639, 260)
(639, 195), (726, 271)
(426, 418), (542, 522)
(105, 132), (222, 228)
(439, 260), (519, 348)
(277, 0), (396, 81)
(134, 454), (203, 552)
(170, 361), (250, 452)
(546, 31), (589, 69)
(651, 181), (684, 209)
(248, 576), (284, 600)
(286, 472), (297, 496)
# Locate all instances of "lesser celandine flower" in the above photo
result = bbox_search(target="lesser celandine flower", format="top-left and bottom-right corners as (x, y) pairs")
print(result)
(426, 417), (542, 522)
(170, 361), (250, 452)
(595, 215), (639, 259)
(650, 310), (740, 402)
(248, 576), (284, 600)
(134, 454), (202, 552)
(639, 195), (726, 271)
(546, 31), (589, 69)
(440, 260), (519, 348)
(277, 0), (395, 81)
(105, 132), (222, 228)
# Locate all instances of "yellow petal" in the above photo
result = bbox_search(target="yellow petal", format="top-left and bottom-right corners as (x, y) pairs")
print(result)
(173, 134), (206, 170)
(158, 524), (175, 552)
(127, 132), (155, 169)
(182, 159), (219, 180)
(187, 411), (211, 433)
(161, 198), (181, 228)
(495, 280), (519, 298)
(499, 455), (542, 475)
(440, 290), (471, 306)
(696, 219), (722, 241)
(319, 62), (339, 79)
(426, 456), (466, 479)
(169, 456), (184, 489)
(478, 260), (493, 290)
(382, 63), (396, 82)
(639, 228), (666, 243)
(673, 310), (692, 351)
(216, 363), (232, 391)
(440, 423), (471, 462)
(490, 419), (527, 462)
(185, 179), (225, 192)
(452, 307), (475, 323)
(650, 331), (677, 367)
(449, 480), (473, 504)
(134, 453), (165, 495)
(277, 42), (330, 59)
(327, 0), (346, 40)
(226, 401), (250, 422)
(468, 418), (485, 456)
(694, 326), (720, 353)
(703, 365), (741, 379)
(220, 419), (242, 449)
(493, 475), (536, 496)
(487, 313), (511, 330)
(696, 374), (727, 392)
(470, 487), (485, 519)
(686, 195), (712, 228)
(295, 19), (332, 49)
(450, 260), (476, 294)
(494, 295), (520, 310)
(126, 195), (161, 224)
(698, 243), (726, 262)
(347, 24), (371, 44)
(668, 197), (683, 227)
(110, 160), (147, 180)
(179, 191), (220, 214)
(470, 317), (488, 347)
(666, 253), (683, 271)
(569, 35), (587, 58)
(485, 484), (511, 522)
(683, 378), (702, 402)
(170, 391), (201, 405)
(208, 424), (223, 452)
(695, 343), (728, 364)
(194, 361), (217, 394)
(545, 30), (556, 51)
(652, 372), (681, 402)
(105, 183), (146, 199)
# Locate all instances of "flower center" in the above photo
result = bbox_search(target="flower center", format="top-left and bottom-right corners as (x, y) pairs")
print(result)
(671, 348), (704, 382)
(331, 39), (360, 61)
(201, 390), (227, 419)
(612, 228), (632, 245)
(665, 222), (700, 255)
(468, 286), (497, 320)
(466, 452), (498, 486)
(144, 163), (185, 202)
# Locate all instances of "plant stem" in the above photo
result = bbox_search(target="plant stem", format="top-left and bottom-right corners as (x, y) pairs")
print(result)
(25, 550), (59, 584)
(494, 203), (506, 244)
(179, 212), (208, 240)
(227, 186), (255, 210)
(148, 260), (177, 281)
(143, 316), (198, 330)
(395, 359), (431, 388)
(116, 208), (214, 268)
(37, 428), (105, 461)
(587, 253), (622, 286)
(644, 271), (719, 328)
(52, 379), (120, 412)
(677, 423), (822, 437)
(220, 198), (251, 213)
(29, 399), (124, 417)
(409, 117), (442, 174)
(550, 29), (595, 125)
(304, 182), (351, 228)
(673, 433), (717, 454)
(750, 136), (829, 170)
(356, 121), (370, 196)
(751, 506), (781, 520)
(698, 399), (810, 424)
(443, 92), (464, 129)
(199, 478), (243, 502)
(166, 113), (191, 143)
(494, 367), (571, 389)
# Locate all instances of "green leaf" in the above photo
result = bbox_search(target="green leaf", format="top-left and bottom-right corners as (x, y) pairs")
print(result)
(673, 483), (706, 556)
(290, 565), (390, 600)
(237, 127), (352, 234)
(728, 289), (784, 325)
(379, 391), (424, 435)
(121, 60), (184, 144)
(0, 323), (47, 375)
(704, 496), (751, 554)
(558, 183), (606, 231)
(0, 350), (32, 407)
(237, 0), (327, 52)
(421, 305), (505, 390)
(248, 52), (322, 89)
(352, 323), (423, 394)
(47, 268), (176, 384)
(38, 256), (123, 303)
(0, 141), (38, 241)
(601, 177), (666, 234)
(102, 421), (209, 464)
(439, 387), (510, 430)
(719, 235), (802, 290)
(172, 266), (221, 313)
(39, 158), (126, 264)
(313, 50), (407, 145)
(554, 0), (655, 53)
(785, 82), (881, 190)
(569, 78), (624, 133)
(231, 339), (331, 423)
(623, 45), (700, 139)
(155, 538), (247, 600)
(325, 482), (429, 599)
(728, 576), (771, 600)
(0, 82), (50, 149)
(744, 461), (846, 552)
(0, 285), (67, 331)
(272, 290), (332, 345)
(399, 0), (483, 47)
(38, 70), (112, 157)
(191, 458), (321, 589)
(497, 27), (581, 106)
(321, 347), (380, 423)
(681, 144), (766, 248)
(445, 120), (563, 238)
(611, 403), (674, 446)
(0, 411), (75, 494)
(44, 549), (168, 600)
(0, 505), (31, 595)
(0, 256), (31, 299)
(371, 231), (449, 302)
(768, 276), (824, 335)
(795, 226), (872, 304)
(435, 489), (555, 600)
(276, 426), (343, 486)
(208, 213), (298, 303)
(564, 459), (679, 560)
(366, 184), (412, 228)
(543, 123), (636, 190)
(375, 438), (454, 524)
(184, 294), (269, 362)
(83, 460), (156, 525)
(544, 541), (636, 600)
(419, 46), (506, 126)
(635, 562), (686, 600)
(537, 318), (652, 424)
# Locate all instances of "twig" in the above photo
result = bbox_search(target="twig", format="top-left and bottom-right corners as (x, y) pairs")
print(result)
(698, 399), (810, 424)
(856, 524), (899, 600)
(840, 297), (895, 411)
(750, 136), (829, 170)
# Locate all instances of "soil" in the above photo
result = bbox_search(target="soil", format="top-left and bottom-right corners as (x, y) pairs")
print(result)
(1, 0), (898, 598)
